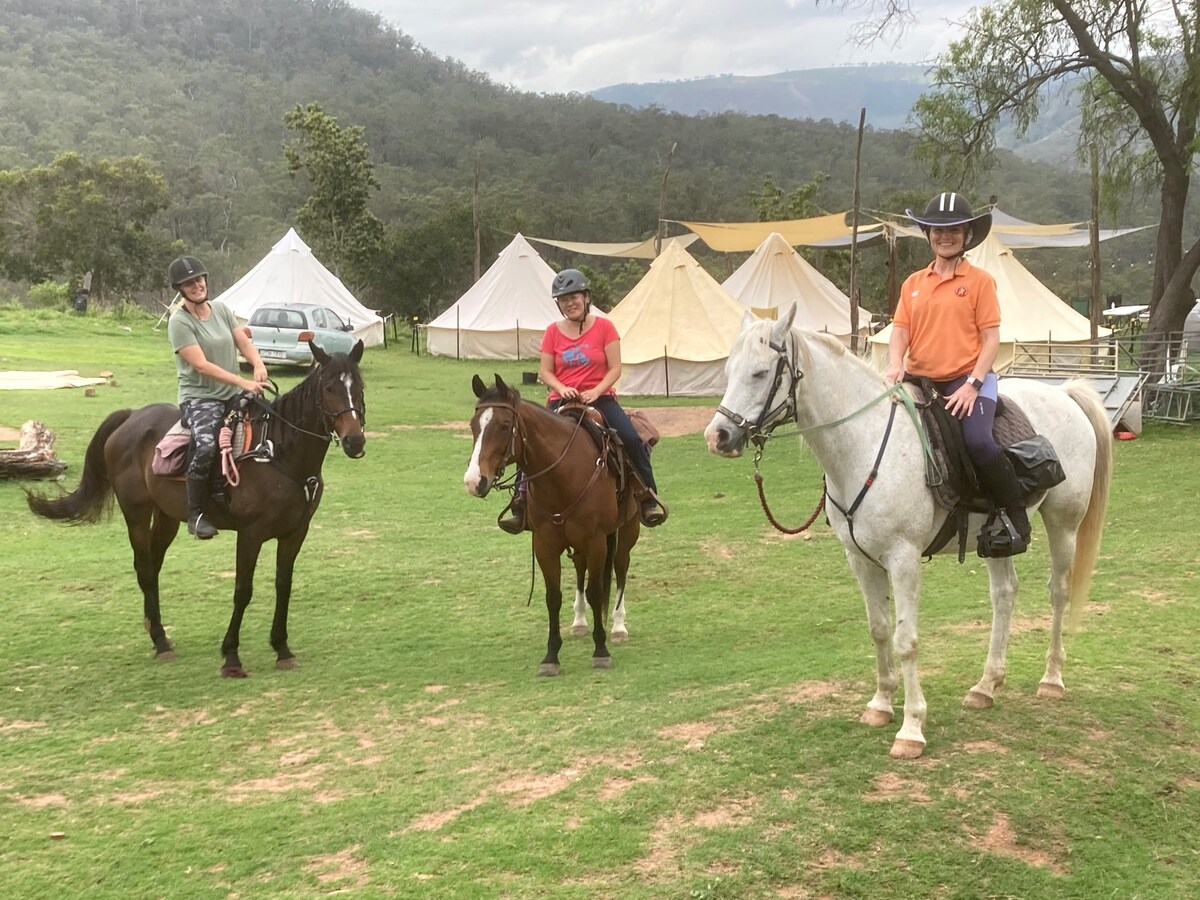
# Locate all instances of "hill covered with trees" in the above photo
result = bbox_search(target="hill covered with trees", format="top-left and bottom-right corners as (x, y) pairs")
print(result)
(0, 0), (1156, 317)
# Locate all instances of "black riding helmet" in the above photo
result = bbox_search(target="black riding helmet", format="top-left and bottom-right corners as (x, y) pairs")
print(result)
(905, 192), (993, 252)
(169, 256), (208, 291)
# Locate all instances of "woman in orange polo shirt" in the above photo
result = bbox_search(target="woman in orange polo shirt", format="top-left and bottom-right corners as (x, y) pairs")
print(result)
(885, 193), (1031, 556)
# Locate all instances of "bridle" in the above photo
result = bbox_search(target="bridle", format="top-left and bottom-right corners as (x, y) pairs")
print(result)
(473, 398), (608, 525)
(246, 369), (366, 447)
(715, 330), (802, 449)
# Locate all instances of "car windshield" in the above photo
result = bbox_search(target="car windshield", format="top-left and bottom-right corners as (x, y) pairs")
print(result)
(250, 308), (307, 329)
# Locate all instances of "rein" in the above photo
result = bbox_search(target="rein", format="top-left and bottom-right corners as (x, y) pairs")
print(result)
(475, 400), (608, 525)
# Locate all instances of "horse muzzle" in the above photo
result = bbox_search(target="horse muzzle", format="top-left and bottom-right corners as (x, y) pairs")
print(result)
(341, 434), (366, 458)
(464, 473), (490, 498)
(704, 416), (747, 458)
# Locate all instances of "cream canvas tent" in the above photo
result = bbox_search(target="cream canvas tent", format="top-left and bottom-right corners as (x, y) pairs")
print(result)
(215, 228), (385, 347)
(427, 234), (579, 359)
(869, 234), (1109, 371)
(722, 232), (873, 341)
(607, 240), (746, 396)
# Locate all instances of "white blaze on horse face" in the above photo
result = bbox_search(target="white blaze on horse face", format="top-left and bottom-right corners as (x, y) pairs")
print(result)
(339, 373), (358, 420)
(463, 407), (494, 495)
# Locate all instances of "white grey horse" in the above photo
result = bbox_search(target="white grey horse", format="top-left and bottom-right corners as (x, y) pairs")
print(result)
(705, 304), (1112, 759)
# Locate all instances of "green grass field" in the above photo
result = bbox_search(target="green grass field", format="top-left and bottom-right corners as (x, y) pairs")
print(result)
(1, 308), (1198, 898)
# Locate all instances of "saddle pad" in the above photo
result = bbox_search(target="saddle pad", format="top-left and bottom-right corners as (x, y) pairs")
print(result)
(151, 421), (190, 477)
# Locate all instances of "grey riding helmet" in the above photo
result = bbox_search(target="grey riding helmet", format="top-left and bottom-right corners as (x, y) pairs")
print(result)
(904, 192), (993, 252)
(169, 256), (208, 290)
(551, 268), (590, 299)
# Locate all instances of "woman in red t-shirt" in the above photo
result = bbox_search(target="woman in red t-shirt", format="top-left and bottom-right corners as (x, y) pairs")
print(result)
(497, 269), (667, 533)
(886, 192), (1030, 556)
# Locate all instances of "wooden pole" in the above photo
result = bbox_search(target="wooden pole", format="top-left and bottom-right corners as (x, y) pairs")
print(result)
(473, 153), (482, 282)
(655, 142), (677, 257)
(848, 108), (866, 354)
(1089, 147), (1102, 342)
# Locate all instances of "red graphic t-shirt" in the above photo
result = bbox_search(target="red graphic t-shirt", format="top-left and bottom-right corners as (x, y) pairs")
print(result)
(541, 316), (621, 402)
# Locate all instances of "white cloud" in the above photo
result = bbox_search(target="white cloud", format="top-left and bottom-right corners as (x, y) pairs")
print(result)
(356, 1), (983, 93)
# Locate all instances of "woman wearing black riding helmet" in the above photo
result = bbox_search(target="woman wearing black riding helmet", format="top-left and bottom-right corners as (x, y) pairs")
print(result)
(166, 255), (268, 540)
(886, 192), (1031, 557)
(497, 268), (668, 533)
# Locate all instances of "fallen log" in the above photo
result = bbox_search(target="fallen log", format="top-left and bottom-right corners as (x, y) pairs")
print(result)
(0, 420), (68, 480)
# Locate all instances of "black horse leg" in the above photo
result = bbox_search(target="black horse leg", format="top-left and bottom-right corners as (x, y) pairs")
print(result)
(126, 506), (178, 661)
(585, 543), (611, 669)
(534, 544), (563, 677)
(220, 533), (263, 678)
(270, 530), (308, 669)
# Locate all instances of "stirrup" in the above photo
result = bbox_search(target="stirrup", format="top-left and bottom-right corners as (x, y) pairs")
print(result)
(497, 503), (526, 535)
(188, 513), (219, 540)
(976, 511), (1026, 558)
(640, 497), (668, 528)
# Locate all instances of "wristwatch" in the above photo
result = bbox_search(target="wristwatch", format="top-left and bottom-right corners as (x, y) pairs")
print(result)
(965, 376), (983, 390)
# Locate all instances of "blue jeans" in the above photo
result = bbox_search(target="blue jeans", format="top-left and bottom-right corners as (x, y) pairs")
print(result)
(549, 396), (658, 494)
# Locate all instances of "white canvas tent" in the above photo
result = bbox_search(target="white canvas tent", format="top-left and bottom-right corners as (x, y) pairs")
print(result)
(869, 234), (1110, 371)
(427, 234), (581, 359)
(607, 240), (746, 396)
(722, 232), (873, 341)
(215, 228), (385, 347)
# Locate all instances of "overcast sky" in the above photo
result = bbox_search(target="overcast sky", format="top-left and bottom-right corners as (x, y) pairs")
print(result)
(353, 1), (985, 94)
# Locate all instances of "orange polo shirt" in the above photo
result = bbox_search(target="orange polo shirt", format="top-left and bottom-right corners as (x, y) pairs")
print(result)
(894, 257), (1001, 381)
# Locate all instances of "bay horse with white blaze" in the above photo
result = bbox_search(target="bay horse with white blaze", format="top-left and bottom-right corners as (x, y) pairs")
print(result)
(26, 341), (367, 677)
(464, 374), (640, 676)
(705, 305), (1111, 759)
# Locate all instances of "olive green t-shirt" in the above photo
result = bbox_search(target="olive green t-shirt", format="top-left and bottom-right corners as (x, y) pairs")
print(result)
(167, 301), (242, 404)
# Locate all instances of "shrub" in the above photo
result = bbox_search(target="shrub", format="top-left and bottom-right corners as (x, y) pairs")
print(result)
(26, 281), (71, 309)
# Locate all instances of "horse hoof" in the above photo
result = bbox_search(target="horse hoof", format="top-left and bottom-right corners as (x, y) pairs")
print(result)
(1037, 682), (1065, 700)
(155, 650), (176, 663)
(276, 658), (299, 671)
(889, 739), (925, 760)
(569, 625), (589, 637)
(221, 666), (249, 679)
(537, 664), (560, 677)
(592, 657), (612, 669)
(860, 708), (893, 728)
(611, 629), (629, 644)
(963, 690), (994, 710)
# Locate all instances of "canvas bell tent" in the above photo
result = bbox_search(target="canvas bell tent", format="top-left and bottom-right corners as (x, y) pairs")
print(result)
(607, 240), (746, 396)
(214, 229), (385, 347)
(869, 234), (1109, 371)
(427, 234), (577, 359)
(722, 232), (873, 341)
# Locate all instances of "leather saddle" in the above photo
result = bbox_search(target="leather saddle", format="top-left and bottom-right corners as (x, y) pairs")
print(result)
(151, 406), (270, 480)
(901, 378), (1042, 560)
(554, 402), (650, 506)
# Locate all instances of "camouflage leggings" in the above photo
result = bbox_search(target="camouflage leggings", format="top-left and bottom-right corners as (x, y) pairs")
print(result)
(180, 398), (229, 481)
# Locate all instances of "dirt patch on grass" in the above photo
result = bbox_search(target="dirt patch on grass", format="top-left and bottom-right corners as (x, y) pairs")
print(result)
(969, 812), (1067, 875)
(658, 720), (719, 750)
(304, 845), (370, 889)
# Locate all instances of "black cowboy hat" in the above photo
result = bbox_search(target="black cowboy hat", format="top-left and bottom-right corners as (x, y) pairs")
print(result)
(905, 192), (993, 252)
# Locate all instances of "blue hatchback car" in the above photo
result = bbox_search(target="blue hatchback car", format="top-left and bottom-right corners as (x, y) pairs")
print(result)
(247, 303), (357, 367)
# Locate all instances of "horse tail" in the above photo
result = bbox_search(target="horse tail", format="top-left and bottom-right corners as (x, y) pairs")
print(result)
(602, 531), (616, 627)
(1062, 380), (1113, 625)
(25, 409), (131, 524)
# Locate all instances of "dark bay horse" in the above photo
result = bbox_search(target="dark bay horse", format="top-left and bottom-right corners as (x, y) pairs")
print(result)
(26, 342), (367, 677)
(463, 374), (640, 676)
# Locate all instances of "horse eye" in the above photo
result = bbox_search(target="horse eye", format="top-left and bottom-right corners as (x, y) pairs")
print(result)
(752, 368), (770, 380)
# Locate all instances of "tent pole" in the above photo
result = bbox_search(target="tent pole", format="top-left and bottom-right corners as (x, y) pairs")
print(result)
(456, 306), (461, 360)
(848, 107), (865, 354)
(516, 320), (520, 361)
(663, 348), (670, 398)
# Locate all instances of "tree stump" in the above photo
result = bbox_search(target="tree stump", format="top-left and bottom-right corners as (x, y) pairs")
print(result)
(0, 421), (68, 480)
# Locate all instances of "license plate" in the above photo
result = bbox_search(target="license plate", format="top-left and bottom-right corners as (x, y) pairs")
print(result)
(259, 349), (287, 359)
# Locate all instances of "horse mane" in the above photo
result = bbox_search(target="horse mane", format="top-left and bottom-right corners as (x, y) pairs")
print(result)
(794, 327), (889, 389)
(269, 353), (363, 456)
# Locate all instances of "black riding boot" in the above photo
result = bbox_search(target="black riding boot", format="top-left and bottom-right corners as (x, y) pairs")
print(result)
(209, 467), (231, 518)
(186, 477), (219, 540)
(640, 491), (668, 527)
(976, 453), (1030, 557)
(497, 496), (526, 535)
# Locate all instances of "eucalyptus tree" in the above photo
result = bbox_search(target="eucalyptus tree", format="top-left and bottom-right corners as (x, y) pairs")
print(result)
(863, 0), (1199, 347)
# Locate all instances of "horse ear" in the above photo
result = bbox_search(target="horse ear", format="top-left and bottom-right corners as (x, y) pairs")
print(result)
(472, 374), (487, 398)
(350, 340), (364, 363)
(772, 302), (797, 340)
(741, 310), (757, 333)
(310, 341), (330, 365)
(494, 373), (508, 392)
